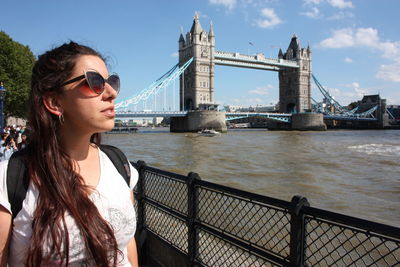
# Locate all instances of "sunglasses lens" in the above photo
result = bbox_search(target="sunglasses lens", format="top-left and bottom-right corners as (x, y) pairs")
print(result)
(107, 74), (120, 94)
(86, 71), (105, 94)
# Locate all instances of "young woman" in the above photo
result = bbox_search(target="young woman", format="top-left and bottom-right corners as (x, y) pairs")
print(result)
(0, 42), (138, 266)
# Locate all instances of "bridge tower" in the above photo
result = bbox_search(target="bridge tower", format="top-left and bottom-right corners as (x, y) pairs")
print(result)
(278, 35), (312, 113)
(179, 14), (215, 111)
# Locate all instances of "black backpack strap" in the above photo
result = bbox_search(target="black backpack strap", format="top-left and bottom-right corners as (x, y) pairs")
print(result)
(99, 144), (131, 186)
(6, 148), (29, 220)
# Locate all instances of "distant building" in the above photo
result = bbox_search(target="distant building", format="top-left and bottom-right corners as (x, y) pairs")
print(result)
(387, 105), (400, 123)
(116, 117), (164, 127)
(224, 105), (277, 112)
(223, 105), (242, 112)
(356, 94), (389, 128)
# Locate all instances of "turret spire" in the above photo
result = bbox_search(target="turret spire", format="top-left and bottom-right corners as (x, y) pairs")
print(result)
(190, 12), (203, 34)
(209, 21), (214, 37)
(278, 48), (283, 59)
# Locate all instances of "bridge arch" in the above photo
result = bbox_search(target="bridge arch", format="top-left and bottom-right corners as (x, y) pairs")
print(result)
(287, 103), (296, 113)
(185, 98), (194, 111)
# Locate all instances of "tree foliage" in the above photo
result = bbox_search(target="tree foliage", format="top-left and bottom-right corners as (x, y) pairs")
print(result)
(0, 31), (35, 119)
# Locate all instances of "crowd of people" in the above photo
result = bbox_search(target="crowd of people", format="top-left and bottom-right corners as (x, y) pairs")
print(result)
(0, 125), (28, 161)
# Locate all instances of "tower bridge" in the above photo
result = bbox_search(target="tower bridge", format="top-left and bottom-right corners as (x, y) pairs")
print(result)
(178, 14), (313, 115)
(116, 14), (386, 131)
(170, 13), (324, 131)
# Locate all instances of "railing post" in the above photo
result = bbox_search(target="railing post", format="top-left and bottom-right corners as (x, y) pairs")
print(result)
(135, 160), (147, 265)
(289, 195), (310, 267)
(135, 160), (147, 232)
(187, 172), (201, 266)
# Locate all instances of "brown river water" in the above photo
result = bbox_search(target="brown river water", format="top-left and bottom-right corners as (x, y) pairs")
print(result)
(103, 128), (400, 227)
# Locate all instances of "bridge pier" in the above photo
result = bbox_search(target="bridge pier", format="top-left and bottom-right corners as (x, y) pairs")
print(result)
(291, 113), (326, 130)
(267, 113), (326, 131)
(170, 110), (227, 132)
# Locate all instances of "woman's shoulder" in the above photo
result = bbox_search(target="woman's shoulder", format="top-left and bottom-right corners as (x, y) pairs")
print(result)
(129, 162), (138, 189)
(0, 159), (11, 212)
(98, 145), (138, 189)
(0, 160), (9, 178)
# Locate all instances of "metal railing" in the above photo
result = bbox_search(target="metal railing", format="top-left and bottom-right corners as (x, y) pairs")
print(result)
(132, 161), (400, 267)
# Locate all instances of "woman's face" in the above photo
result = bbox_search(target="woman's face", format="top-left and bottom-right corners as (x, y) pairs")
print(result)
(57, 55), (118, 136)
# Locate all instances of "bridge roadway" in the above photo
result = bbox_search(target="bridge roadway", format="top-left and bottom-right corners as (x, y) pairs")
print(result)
(116, 111), (187, 118)
(115, 111), (293, 123)
(116, 111), (377, 123)
(214, 51), (299, 71)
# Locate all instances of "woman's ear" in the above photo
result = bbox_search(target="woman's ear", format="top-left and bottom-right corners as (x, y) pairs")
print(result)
(42, 93), (63, 116)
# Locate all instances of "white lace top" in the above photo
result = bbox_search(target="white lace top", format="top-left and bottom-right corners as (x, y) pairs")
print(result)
(0, 148), (138, 266)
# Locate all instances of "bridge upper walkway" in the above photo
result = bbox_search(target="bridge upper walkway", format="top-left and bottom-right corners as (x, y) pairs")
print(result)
(214, 51), (299, 71)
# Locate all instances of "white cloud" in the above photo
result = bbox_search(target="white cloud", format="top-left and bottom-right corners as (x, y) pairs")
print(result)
(327, 0), (353, 9)
(170, 52), (179, 57)
(249, 85), (272, 95)
(377, 63), (400, 82)
(322, 82), (371, 104)
(250, 98), (264, 103)
(327, 11), (354, 20)
(300, 7), (321, 18)
(320, 27), (400, 82)
(320, 28), (355, 48)
(380, 41), (400, 60)
(209, 0), (237, 10)
(225, 96), (272, 106)
(302, 0), (354, 20)
(320, 28), (400, 60)
(344, 57), (353, 63)
(304, 0), (323, 4)
(303, 0), (353, 8)
(256, 8), (283, 28)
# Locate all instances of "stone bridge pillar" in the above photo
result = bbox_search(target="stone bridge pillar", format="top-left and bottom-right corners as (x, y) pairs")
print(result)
(178, 13), (215, 111)
(279, 35), (312, 113)
(172, 14), (226, 132)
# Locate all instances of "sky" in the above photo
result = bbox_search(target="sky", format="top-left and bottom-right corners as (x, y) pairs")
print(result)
(1, 0), (400, 109)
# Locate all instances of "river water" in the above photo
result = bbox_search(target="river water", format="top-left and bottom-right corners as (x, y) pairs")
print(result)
(103, 128), (400, 227)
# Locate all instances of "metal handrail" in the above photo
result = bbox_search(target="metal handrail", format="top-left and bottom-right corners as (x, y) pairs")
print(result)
(133, 161), (400, 267)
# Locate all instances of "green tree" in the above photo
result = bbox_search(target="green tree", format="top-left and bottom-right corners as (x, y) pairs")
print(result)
(0, 31), (35, 119)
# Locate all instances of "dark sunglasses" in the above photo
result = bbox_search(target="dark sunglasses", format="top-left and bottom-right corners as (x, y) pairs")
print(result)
(60, 70), (120, 95)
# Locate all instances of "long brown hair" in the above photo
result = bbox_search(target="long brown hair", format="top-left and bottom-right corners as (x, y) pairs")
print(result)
(26, 42), (120, 266)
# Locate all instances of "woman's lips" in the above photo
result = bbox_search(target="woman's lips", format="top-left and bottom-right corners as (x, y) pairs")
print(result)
(102, 107), (115, 118)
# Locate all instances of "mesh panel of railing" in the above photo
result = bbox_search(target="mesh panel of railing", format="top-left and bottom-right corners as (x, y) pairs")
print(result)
(197, 185), (291, 260)
(142, 167), (188, 215)
(144, 202), (188, 253)
(304, 214), (400, 266)
(197, 228), (281, 267)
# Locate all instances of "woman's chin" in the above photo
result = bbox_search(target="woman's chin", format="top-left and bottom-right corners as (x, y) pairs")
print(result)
(98, 121), (115, 133)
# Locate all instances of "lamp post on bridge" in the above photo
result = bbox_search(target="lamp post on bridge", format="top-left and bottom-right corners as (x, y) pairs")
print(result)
(0, 82), (6, 133)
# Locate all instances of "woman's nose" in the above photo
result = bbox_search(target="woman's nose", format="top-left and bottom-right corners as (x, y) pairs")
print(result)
(102, 82), (117, 100)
